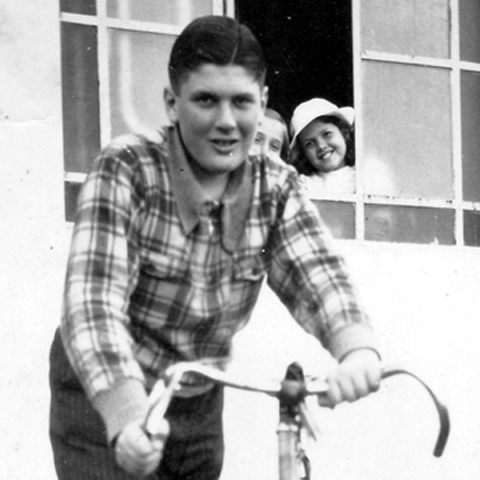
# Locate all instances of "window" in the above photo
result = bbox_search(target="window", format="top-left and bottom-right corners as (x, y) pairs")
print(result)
(238, 0), (475, 246)
(236, 0), (353, 125)
(356, 0), (480, 246)
(60, 0), (233, 221)
(60, 0), (480, 248)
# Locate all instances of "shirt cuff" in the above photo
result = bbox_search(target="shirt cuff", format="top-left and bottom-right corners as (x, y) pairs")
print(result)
(327, 324), (380, 362)
(92, 378), (149, 443)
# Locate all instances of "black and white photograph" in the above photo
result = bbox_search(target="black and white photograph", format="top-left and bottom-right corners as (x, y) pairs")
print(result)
(1, 1), (479, 479)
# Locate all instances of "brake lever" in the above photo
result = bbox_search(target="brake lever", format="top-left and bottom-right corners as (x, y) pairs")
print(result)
(143, 366), (185, 437)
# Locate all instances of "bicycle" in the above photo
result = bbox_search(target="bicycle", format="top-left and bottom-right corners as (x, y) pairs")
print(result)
(142, 361), (450, 480)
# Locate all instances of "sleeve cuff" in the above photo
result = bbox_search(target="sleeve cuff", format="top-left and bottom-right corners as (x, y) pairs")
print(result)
(92, 378), (149, 443)
(327, 324), (380, 362)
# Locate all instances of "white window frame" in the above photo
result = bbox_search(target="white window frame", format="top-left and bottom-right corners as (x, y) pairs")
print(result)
(345, 0), (480, 246)
(61, 0), (234, 188)
(61, 0), (480, 247)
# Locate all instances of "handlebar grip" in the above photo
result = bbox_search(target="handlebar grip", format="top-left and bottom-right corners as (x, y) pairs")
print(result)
(381, 368), (450, 457)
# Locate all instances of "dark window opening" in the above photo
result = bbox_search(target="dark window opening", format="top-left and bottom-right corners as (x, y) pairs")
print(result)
(236, 0), (353, 124)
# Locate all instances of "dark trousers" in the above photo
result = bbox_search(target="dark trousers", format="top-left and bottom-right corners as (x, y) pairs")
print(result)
(49, 329), (224, 480)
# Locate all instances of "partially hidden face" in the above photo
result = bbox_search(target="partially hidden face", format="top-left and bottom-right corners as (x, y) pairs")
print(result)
(250, 116), (285, 161)
(165, 63), (267, 178)
(298, 118), (347, 174)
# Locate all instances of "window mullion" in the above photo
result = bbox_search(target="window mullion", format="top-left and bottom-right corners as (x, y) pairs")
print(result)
(450, 0), (464, 245)
(223, 0), (236, 17)
(97, 0), (112, 147)
(60, 12), (98, 26)
(352, 0), (365, 241)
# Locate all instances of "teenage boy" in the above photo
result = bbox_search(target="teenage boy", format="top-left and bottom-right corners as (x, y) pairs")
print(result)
(49, 15), (381, 480)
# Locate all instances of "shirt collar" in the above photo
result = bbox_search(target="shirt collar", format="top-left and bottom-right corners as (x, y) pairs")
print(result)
(166, 126), (253, 253)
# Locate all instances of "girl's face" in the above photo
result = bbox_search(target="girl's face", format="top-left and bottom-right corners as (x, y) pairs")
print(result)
(298, 118), (347, 173)
(251, 116), (285, 161)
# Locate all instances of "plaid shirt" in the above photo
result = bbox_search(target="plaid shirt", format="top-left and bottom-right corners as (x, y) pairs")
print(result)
(61, 126), (377, 439)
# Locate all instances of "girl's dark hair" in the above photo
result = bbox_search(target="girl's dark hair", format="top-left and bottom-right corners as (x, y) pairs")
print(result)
(169, 16), (266, 93)
(264, 108), (290, 161)
(289, 115), (355, 176)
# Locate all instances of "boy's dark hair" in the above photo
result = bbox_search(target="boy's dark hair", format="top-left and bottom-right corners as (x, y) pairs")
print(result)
(169, 15), (266, 94)
(290, 115), (355, 176)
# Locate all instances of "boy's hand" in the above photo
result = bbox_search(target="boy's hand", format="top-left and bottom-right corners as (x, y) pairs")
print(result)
(114, 417), (170, 477)
(319, 349), (381, 408)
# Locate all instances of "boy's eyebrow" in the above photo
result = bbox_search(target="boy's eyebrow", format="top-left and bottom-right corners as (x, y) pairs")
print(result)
(190, 88), (258, 99)
(190, 89), (217, 98)
(236, 92), (259, 100)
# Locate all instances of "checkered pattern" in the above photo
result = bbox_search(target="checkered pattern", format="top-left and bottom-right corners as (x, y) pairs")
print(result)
(61, 126), (376, 403)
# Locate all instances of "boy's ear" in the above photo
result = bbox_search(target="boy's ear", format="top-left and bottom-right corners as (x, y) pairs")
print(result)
(164, 86), (178, 124)
(261, 86), (269, 113)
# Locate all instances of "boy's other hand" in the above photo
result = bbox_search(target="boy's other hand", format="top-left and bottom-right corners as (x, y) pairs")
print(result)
(319, 348), (381, 408)
(114, 417), (170, 477)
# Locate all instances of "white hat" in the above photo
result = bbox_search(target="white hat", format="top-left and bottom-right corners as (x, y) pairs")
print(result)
(289, 98), (355, 151)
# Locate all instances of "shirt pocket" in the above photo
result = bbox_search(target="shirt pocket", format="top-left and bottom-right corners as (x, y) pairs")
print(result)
(141, 250), (187, 280)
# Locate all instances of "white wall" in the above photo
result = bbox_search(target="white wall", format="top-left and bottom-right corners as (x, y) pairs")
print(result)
(0, 2), (67, 479)
(224, 242), (480, 480)
(1, 2), (479, 479)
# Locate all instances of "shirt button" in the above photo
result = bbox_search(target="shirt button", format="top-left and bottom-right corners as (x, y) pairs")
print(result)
(202, 201), (221, 215)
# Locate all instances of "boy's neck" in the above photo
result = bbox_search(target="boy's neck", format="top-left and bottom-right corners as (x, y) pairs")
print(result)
(178, 130), (231, 201)
(194, 171), (230, 202)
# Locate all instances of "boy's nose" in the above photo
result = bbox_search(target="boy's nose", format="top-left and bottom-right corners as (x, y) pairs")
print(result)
(216, 104), (236, 129)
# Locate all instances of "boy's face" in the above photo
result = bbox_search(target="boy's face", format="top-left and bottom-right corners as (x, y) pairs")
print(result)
(165, 64), (267, 178)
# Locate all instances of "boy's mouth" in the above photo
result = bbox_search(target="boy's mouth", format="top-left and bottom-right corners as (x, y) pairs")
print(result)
(211, 139), (238, 152)
(213, 139), (236, 146)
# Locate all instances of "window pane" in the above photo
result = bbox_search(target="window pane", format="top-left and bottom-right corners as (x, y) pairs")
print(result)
(109, 30), (175, 137)
(361, 0), (449, 58)
(459, 0), (480, 63)
(64, 182), (83, 222)
(464, 211), (480, 247)
(311, 201), (355, 240)
(365, 205), (455, 245)
(60, 0), (96, 15)
(362, 61), (452, 199)
(461, 71), (480, 202)
(61, 23), (100, 173)
(107, 0), (213, 24)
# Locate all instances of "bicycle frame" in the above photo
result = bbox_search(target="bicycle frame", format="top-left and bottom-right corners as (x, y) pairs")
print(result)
(277, 362), (315, 480)
(278, 410), (304, 480)
(143, 362), (450, 480)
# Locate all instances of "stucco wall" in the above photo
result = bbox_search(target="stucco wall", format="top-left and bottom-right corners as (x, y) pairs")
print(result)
(0, 2), (66, 479)
(0, 2), (479, 479)
(224, 243), (480, 480)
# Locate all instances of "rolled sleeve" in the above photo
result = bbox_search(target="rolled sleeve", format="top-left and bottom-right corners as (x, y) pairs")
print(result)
(92, 378), (149, 443)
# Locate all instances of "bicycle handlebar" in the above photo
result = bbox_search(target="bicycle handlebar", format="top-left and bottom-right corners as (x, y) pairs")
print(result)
(143, 362), (450, 457)
(380, 368), (450, 458)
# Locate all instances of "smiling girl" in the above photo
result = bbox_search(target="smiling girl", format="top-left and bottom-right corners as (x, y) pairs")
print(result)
(289, 98), (355, 194)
